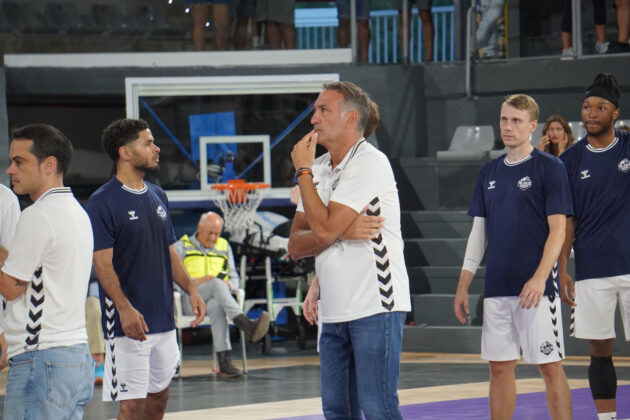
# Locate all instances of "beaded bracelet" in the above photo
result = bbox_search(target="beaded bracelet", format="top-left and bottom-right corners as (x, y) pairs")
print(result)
(295, 167), (314, 179)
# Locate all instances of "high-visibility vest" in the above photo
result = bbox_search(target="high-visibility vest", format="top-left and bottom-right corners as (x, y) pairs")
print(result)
(180, 235), (230, 283)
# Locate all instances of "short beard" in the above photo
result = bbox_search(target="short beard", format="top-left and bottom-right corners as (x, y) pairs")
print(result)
(131, 153), (159, 173)
(586, 124), (613, 138)
(135, 162), (159, 173)
(143, 163), (159, 173)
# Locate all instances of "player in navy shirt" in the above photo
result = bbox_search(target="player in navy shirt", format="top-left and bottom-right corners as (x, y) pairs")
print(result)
(558, 73), (629, 420)
(87, 119), (204, 418)
(454, 94), (573, 420)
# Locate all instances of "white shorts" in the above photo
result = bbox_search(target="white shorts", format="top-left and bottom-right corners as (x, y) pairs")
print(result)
(482, 296), (565, 364)
(571, 275), (630, 340)
(102, 330), (180, 402)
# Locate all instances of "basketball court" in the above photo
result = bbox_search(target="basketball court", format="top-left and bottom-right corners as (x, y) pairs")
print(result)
(1, 345), (624, 419)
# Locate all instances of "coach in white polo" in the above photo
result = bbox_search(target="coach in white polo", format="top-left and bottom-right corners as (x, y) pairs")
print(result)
(0, 124), (94, 419)
(289, 81), (410, 419)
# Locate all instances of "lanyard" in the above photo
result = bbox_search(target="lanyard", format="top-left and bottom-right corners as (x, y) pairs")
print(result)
(331, 138), (366, 191)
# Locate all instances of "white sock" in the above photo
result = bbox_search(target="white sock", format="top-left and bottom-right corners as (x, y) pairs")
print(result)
(597, 412), (617, 420)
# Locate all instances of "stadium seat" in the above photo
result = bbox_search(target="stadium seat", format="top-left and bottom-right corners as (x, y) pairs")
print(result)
(2, 0), (57, 34)
(615, 119), (629, 130)
(45, 2), (102, 35)
(91, 3), (144, 36)
(530, 123), (543, 147)
(437, 125), (495, 160)
(569, 121), (587, 139)
(134, 4), (184, 37)
(488, 148), (506, 159)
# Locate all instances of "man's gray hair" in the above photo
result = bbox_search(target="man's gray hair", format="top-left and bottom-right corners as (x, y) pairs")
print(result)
(323, 81), (371, 134)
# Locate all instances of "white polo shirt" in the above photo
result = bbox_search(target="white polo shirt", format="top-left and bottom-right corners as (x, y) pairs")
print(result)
(2, 187), (92, 358)
(298, 139), (411, 323)
(0, 184), (20, 335)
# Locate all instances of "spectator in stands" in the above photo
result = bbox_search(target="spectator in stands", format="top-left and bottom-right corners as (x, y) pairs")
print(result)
(561, 0), (608, 57)
(232, 0), (256, 50)
(337, 0), (371, 63)
(174, 211), (270, 377)
(476, 0), (506, 59)
(257, 0), (296, 49)
(394, 0), (434, 62)
(454, 94), (573, 420)
(607, 0), (630, 54)
(86, 269), (105, 385)
(188, 0), (231, 51)
(537, 115), (576, 156)
(618, 124), (630, 131)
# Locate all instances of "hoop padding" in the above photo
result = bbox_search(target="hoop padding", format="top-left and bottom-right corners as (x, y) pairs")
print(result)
(210, 180), (270, 234)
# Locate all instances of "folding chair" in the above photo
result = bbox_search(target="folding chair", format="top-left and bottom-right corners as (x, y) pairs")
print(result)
(173, 288), (247, 376)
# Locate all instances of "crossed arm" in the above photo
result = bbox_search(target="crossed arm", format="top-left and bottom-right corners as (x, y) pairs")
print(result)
(0, 246), (29, 301)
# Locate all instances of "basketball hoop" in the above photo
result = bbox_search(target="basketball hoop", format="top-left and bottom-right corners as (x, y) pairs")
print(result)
(210, 179), (270, 234)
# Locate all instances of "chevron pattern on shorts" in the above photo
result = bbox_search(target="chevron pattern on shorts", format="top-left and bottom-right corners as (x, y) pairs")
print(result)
(104, 296), (119, 401)
(25, 265), (44, 349)
(366, 197), (395, 311)
(548, 262), (563, 359)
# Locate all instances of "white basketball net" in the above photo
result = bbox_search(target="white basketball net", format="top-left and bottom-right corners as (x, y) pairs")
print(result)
(210, 186), (269, 235)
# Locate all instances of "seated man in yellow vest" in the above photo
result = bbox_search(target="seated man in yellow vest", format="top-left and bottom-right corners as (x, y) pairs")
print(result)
(174, 211), (270, 377)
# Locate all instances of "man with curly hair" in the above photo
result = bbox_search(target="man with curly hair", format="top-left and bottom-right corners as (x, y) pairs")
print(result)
(86, 118), (205, 420)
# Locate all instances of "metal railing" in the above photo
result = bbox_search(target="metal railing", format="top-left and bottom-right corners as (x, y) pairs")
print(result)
(295, 6), (455, 64)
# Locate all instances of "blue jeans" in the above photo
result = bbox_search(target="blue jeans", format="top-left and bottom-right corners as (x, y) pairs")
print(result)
(319, 311), (405, 420)
(4, 344), (94, 420)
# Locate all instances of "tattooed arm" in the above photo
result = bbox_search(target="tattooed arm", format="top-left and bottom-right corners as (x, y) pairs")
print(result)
(0, 272), (29, 301)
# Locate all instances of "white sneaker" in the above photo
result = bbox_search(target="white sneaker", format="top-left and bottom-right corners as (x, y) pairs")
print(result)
(595, 41), (609, 54)
(561, 47), (574, 59)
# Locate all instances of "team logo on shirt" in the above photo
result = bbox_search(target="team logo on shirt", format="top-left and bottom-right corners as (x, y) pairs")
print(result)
(128, 210), (138, 221)
(539, 341), (554, 356)
(580, 170), (591, 180)
(488, 180), (496, 189)
(618, 159), (630, 173)
(517, 176), (532, 191)
(156, 205), (167, 221)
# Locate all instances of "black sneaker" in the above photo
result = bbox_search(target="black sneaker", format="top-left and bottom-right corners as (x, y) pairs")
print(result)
(606, 42), (630, 54)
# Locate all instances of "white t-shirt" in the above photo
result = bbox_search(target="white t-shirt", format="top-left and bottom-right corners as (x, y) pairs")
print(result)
(0, 184), (20, 335)
(2, 187), (92, 358)
(298, 140), (411, 322)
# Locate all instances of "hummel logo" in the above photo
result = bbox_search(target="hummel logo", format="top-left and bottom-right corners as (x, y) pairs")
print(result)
(580, 170), (590, 180)
(128, 211), (138, 220)
(120, 383), (128, 393)
(488, 180), (496, 189)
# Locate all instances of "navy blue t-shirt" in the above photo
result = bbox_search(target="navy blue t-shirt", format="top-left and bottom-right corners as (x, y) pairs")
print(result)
(560, 129), (630, 281)
(86, 177), (177, 338)
(469, 149), (573, 297)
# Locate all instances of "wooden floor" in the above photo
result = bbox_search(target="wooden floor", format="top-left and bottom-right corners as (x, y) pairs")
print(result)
(1, 350), (629, 419)
(164, 353), (630, 419)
